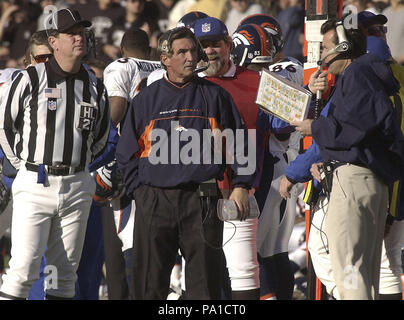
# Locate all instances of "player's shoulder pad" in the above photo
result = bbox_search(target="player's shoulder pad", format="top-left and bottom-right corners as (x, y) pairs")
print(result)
(131, 58), (161, 73)
(104, 57), (135, 76)
(147, 68), (166, 86)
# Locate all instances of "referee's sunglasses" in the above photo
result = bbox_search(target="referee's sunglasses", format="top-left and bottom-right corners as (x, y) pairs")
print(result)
(33, 53), (53, 63)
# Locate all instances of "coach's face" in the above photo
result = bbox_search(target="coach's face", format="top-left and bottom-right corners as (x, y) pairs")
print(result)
(50, 25), (87, 60)
(321, 29), (350, 75)
(162, 37), (197, 83)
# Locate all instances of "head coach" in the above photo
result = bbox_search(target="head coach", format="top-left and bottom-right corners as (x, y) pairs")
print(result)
(116, 26), (254, 300)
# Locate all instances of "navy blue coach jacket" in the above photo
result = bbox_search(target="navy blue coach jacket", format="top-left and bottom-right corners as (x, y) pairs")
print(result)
(311, 53), (404, 184)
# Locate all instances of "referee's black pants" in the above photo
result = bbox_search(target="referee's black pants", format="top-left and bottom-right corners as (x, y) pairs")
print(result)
(132, 184), (224, 300)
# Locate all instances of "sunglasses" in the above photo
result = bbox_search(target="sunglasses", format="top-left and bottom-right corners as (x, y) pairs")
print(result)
(33, 53), (53, 63)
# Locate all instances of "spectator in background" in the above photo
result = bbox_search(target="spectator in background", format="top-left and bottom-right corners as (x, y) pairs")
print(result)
(383, 0), (404, 64)
(188, 0), (228, 20)
(225, 0), (264, 35)
(0, 0), (19, 68)
(37, 0), (68, 32)
(0, 1), (41, 68)
(276, 0), (304, 63)
(256, 0), (280, 17)
(345, 0), (371, 12)
(71, 0), (125, 64)
(145, 0), (177, 32)
(345, 0), (390, 14)
(107, 0), (159, 55)
(65, 0), (88, 4)
(167, 0), (197, 29)
(370, 0), (391, 14)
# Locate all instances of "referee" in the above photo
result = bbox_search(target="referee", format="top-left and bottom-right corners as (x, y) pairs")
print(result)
(0, 8), (110, 300)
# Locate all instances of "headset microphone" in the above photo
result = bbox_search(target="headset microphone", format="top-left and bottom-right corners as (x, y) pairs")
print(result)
(193, 54), (210, 74)
(315, 18), (350, 118)
(317, 18), (351, 67)
(317, 41), (349, 67)
(193, 62), (210, 74)
(193, 38), (210, 74)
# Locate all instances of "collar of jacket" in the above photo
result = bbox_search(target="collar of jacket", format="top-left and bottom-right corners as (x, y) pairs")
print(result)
(199, 59), (237, 78)
(47, 56), (89, 83)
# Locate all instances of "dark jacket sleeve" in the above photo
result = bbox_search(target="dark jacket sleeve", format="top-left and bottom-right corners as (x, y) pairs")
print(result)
(312, 71), (395, 150)
(116, 96), (141, 197)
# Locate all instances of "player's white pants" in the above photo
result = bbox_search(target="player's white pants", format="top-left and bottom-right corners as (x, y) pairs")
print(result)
(0, 164), (95, 299)
(257, 156), (303, 258)
(379, 219), (404, 294)
(223, 218), (260, 291)
(308, 196), (404, 299)
(111, 198), (135, 252)
(307, 197), (340, 298)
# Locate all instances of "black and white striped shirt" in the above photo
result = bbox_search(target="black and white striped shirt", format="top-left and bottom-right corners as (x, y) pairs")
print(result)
(0, 57), (110, 170)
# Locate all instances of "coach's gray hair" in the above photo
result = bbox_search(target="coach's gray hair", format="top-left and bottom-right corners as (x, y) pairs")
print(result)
(157, 27), (196, 58)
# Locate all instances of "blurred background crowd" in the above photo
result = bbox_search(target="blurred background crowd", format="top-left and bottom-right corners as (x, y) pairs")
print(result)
(1, 0), (400, 70)
(0, 0), (307, 70)
(1, 0), (401, 70)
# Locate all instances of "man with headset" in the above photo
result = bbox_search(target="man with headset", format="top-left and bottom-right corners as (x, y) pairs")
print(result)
(291, 18), (404, 299)
(283, 12), (404, 301)
(116, 26), (253, 300)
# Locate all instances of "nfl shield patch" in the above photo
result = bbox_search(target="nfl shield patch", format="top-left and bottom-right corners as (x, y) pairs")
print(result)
(202, 23), (211, 33)
(48, 99), (57, 111)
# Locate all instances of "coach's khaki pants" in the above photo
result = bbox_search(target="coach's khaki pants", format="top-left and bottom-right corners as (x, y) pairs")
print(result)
(309, 197), (403, 299)
(324, 164), (387, 300)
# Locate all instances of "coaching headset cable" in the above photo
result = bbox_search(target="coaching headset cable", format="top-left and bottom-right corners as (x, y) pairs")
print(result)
(199, 196), (237, 250)
(309, 199), (330, 255)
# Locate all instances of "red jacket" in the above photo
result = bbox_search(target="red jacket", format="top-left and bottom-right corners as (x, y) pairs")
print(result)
(205, 65), (263, 191)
